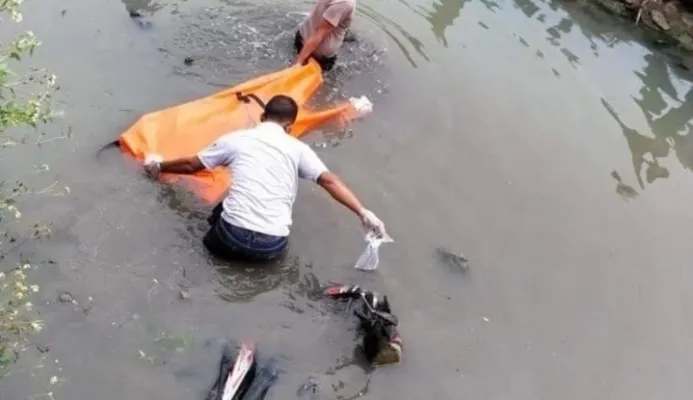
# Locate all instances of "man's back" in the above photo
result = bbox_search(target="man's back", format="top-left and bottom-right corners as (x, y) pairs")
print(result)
(198, 122), (327, 237)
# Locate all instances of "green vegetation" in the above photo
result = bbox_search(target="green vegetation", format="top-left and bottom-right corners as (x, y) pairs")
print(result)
(1, 0), (58, 373)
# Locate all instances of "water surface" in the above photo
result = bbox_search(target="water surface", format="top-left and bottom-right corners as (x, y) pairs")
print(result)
(1, 0), (693, 399)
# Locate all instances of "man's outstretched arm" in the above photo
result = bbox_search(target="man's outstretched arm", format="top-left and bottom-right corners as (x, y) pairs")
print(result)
(160, 156), (206, 174)
(144, 155), (206, 177)
(298, 145), (387, 236)
(144, 136), (236, 177)
(316, 171), (387, 236)
(316, 171), (365, 217)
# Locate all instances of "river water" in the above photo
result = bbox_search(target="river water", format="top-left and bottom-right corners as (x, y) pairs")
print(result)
(2, 0), (693, 398)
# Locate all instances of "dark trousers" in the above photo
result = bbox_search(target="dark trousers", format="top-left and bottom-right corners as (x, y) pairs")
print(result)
(203, 203), (288, 263)
(294, 30), (337, 72)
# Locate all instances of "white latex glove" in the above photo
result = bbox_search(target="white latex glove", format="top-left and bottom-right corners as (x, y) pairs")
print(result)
(354, 210), (393, 271)
(143, 153), (163, 178)
(347, 96), (373, 120)
(359, 208), (389, 240)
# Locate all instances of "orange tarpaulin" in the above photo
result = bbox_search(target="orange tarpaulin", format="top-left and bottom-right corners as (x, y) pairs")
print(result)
(119, 60), (364, 204)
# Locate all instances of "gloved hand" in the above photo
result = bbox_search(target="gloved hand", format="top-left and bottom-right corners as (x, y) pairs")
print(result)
(359, 209), (387, 238)
(143, 153), (163, 178)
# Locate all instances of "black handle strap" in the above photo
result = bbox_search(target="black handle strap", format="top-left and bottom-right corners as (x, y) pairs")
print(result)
(235, 92), (265, 109)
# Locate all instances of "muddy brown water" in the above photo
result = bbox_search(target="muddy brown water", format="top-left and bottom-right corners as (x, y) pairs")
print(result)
(1, 0), (693, 398)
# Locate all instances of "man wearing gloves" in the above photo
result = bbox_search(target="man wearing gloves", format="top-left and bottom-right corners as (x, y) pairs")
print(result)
(143, 95), (386, 263)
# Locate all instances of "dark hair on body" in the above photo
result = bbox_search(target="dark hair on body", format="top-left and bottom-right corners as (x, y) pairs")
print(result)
(262, 95), (299, 124)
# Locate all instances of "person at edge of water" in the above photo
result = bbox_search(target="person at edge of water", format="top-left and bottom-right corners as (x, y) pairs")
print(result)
(293, 0), (355, 72)
(142, 95), (386, 263)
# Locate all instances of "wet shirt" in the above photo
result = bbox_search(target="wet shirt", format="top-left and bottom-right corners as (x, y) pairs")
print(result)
(197, 122), (328, 237)
(299, 0), (355, 58)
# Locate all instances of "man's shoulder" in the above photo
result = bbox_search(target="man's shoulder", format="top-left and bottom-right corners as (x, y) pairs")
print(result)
(216, 127), (257, 143)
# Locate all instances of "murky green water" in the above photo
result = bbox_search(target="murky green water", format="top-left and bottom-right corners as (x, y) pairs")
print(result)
(1, 0), (693, 398)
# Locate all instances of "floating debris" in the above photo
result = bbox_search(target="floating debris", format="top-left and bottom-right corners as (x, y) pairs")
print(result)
(297, 376), (319, 400)
(344, 29), (357, 43)
(57, 291), (73, 303)
(311, 141), (328, 149)
(435, 247), (469, 272)
(128, 9), (153, 29)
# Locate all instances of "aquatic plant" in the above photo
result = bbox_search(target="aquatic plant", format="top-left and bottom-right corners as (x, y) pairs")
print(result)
(0, 265), (43, 367)
(0, 0), (57, 134)
(0, 0), (59, 373)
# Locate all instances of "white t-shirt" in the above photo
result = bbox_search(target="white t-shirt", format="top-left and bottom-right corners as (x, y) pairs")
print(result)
(197, 122), (328, 237)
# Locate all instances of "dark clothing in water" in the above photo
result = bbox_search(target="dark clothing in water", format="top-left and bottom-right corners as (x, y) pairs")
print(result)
(203, 203), (288, 263)
(294, 30), (337, 72)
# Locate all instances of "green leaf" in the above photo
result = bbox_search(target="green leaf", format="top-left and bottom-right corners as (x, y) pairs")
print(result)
(0, 345), (17, 366)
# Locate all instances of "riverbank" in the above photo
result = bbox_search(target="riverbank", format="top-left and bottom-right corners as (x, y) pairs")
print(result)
(587, 0), (693, 58)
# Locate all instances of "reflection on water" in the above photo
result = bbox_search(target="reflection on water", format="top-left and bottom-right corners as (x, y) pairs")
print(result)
(419, 0), (467, 47)
(601, 51), (692, 191)
(602, 98), (673, 189)
(358, 4), (429, 67)
(514, 0), (540, 18)
(633, 54), (693, 171)
(611, 170), (639, 201)
(479, 0), (501, 13)
(490, 0), (693, 197)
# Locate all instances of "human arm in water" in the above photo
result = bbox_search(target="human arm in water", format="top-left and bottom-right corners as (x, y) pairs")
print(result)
(147, 156), (205, 176)
(295, 18), (334, 66)
(143, 136), (236, 178)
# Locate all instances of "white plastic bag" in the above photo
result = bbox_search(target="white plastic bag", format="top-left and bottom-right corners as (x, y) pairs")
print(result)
(354, 231), (393, 271)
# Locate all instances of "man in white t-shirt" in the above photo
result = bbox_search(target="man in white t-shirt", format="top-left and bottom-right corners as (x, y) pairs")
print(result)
(294, 0), (355, 71)
(143, 95), (386, 262)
